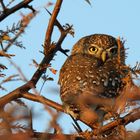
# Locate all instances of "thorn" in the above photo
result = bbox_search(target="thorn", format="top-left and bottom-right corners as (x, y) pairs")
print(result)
(85, 0), (92, 6)
(59, 48), (69, 56)
(70, 115), (83, 133)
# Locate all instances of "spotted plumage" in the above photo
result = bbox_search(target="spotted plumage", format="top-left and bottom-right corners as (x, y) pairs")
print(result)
(58, 34), (127, 128)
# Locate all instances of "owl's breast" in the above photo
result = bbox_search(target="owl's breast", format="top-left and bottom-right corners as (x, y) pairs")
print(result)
(59, 54), (124, 103)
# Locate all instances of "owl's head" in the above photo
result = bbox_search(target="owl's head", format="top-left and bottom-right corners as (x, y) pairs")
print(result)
(72, 34), (125, 63)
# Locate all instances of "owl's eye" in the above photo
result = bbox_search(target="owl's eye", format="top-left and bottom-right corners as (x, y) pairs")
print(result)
(88, 46), (98, 53)
(110, 48), (117, 54)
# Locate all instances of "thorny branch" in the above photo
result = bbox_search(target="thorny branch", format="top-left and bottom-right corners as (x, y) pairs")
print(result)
(43, 0), (63, 55)
(0, 0), (70, 115)
(0, 0), (34, 22)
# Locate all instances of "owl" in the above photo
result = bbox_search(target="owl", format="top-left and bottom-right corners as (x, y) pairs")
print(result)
(58, 34), (127, 129)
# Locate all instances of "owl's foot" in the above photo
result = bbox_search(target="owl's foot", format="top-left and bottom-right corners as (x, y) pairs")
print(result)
(64, 104), (80, 119)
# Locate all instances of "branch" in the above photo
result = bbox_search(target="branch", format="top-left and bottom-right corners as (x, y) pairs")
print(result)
(44, 0), (63, 54)
(0, 0), (34, 22)
(0, 91), (63, 113)
(94, 108), (140, 136)
(0, 132), (84, 140)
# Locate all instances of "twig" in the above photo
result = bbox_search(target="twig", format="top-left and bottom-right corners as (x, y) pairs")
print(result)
(4, 12), (37, 52)
(0, 74), (20, 84)
(71, 115), (83, 133)
(8, 59), (28, 82)
(0, 0), (34, 22)
(0, 0), (7, 11)
(25, 5), (36, 13)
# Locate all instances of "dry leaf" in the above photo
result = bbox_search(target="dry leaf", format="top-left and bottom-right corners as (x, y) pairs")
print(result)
(49, 68), (57, 74)
(0, 51), (15, 58)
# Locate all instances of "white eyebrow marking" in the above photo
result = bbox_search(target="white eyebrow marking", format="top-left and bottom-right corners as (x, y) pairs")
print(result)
(91, 44), (100, 48)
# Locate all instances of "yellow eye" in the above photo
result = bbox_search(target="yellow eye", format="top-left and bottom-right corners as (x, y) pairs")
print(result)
(88, 46), (98, 53)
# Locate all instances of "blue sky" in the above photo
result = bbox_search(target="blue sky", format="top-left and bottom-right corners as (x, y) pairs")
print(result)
(1, 0), (140, 133)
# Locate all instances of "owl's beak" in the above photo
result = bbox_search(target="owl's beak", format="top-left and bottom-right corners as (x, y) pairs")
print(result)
(101, 51), (107, 62)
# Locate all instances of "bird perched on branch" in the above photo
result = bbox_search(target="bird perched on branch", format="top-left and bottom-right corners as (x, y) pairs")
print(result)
(58, 34), (128, 129)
